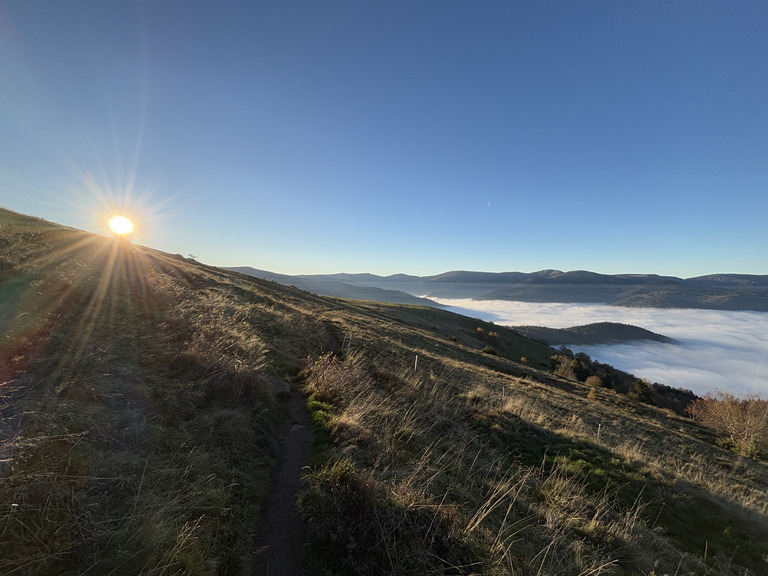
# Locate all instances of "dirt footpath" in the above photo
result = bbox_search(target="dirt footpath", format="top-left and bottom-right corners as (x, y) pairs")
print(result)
(252, 379), (313, 576)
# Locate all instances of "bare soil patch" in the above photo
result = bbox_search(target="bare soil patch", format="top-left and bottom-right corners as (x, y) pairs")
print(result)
(252, 379), (313, 576)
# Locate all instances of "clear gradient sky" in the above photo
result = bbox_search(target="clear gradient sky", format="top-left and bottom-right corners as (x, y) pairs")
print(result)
(1, 1), (766, 277)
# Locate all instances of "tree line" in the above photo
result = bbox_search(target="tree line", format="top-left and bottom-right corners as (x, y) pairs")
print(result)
(551, 347), (768, 460)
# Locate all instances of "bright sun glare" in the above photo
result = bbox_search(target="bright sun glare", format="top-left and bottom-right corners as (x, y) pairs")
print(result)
(108, 215), (135, 236)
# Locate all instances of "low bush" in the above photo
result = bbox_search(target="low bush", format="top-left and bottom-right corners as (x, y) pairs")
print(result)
(585, 375), (602, 388)
(689, 389), (768, 458)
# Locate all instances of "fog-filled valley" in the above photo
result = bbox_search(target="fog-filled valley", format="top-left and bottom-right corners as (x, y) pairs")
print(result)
(3, 1), (768, 573)
(231, 267), (768, 397)
(437, 299), (768, 397)
(3, 209), (768, 575)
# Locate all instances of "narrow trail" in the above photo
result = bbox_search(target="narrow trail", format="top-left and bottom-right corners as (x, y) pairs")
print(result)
(252, 378), (313, 576)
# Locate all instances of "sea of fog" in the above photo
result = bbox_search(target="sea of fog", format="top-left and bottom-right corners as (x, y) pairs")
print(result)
(435, 299), (768, 397)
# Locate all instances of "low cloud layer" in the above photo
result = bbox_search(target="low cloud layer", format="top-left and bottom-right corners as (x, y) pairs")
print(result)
(437, 299), (768, 397)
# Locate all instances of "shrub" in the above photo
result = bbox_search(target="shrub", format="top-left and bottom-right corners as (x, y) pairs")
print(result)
(551, 354), (576, 380)
(688, 390), (768, 458)
(303, 352), (362, 406)
(585, 375), (602, 388)
(628, 379), (655, 404)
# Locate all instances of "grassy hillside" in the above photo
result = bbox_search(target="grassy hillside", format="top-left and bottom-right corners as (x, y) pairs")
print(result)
(1, 209), (767, 575)
(0, 209), (333, 574)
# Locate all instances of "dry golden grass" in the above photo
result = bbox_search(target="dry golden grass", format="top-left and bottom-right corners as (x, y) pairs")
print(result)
(299, 305), (768, 575)
(0, 210), (332, 574)
(2, 208), (768, 575)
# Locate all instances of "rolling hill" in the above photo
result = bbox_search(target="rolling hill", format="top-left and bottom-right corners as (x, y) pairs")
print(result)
(250, 268), (768, 310)
(227, 266), (438, 307)
(2, 208), (768, 576)
(512, 322), (675, 346)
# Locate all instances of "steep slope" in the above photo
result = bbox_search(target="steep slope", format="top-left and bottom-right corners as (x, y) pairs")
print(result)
(2, 209), (767, 576)
(297, 309), (768, 575)
(0, 209), (335, 574)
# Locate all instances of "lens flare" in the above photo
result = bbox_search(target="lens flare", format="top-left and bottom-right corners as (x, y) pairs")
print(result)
(108, 215), (134, 236)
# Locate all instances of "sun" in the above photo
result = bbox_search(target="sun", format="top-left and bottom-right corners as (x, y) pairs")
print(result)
(108, 215), (135, 236)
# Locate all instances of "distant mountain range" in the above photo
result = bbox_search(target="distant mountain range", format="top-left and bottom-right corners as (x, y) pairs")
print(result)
(227, 267), (438, 307)
(227, 268), (768, 311)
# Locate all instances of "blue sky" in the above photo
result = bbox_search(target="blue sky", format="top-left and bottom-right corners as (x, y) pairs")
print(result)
(1, 1), (766, 277)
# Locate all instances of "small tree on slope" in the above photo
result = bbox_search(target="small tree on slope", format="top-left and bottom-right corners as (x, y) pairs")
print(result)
(688, 389), (768, 458)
